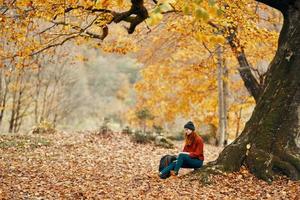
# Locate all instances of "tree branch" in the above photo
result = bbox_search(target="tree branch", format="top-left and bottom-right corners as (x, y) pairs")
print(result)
(53, 6), (112, 20)
(226, 27), (262, 102)
(31, 17), (107, 56)
(50, 19), (108, 40)
(65, 6), (112, 14)
(30, 35), (77, 56)
(113, 0), (149, 34)
(57, 0), (149, 34)
(37, 24), (58, 35)
(1, 0), (16, 15)
(207, 21), (262, 102)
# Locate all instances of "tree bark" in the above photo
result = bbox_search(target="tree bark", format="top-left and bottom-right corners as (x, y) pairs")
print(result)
(227, 31), (262, 102)
(209, 1), (300, 182)
(235, 107), (242, 139)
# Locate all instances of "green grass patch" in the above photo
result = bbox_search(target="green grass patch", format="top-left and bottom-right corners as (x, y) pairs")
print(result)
(0, 134), (51, 150)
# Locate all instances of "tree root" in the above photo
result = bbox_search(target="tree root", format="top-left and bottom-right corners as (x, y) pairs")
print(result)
(246, 147), (300, 182)
(181, 147), (300, 184)
(246, 148), (275, 183)
(272, 156), (300, 180)
(182, 163), (226, 185)
(181, 143), (247, 185)
(283, 150), (300, 171)
(180, 140), (300, 183)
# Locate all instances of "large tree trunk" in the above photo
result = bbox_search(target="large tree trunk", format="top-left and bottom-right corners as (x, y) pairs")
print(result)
(210, 1), (300, 182)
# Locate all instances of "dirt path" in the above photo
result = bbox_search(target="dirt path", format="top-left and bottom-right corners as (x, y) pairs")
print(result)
(0, 132), (299, 199)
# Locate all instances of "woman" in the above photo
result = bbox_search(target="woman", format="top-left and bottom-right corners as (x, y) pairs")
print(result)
(159, 121), (204, 178)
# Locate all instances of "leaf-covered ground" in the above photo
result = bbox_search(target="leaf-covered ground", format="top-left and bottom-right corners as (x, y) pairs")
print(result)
(0, 132), (299, 199)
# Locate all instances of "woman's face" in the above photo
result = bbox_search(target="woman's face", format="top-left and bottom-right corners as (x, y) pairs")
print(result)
(184, 128), (192, 136)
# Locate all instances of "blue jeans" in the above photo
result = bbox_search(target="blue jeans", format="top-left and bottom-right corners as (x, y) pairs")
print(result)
(159, 153), (203, 178)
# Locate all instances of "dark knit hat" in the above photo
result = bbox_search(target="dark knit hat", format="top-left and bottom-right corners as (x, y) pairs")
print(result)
(184, 121), (195, 131)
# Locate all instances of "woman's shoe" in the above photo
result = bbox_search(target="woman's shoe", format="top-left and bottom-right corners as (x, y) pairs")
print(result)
(170, 170), (178, 176)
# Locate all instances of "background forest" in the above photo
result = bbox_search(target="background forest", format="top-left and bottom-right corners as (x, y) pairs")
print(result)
(1, 0), (282, 140)
(1, 0), (300, 199)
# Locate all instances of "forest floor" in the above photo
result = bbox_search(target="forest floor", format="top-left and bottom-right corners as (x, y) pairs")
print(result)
(0, 131), (299, 199)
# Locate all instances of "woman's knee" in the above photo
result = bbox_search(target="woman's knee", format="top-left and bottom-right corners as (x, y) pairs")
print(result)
(195, 160), (204, 168)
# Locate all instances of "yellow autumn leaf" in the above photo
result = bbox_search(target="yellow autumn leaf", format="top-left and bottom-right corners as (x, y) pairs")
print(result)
(146, 13), (163, 26)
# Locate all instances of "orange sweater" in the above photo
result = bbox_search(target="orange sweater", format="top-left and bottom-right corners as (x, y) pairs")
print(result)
(183, 133), (204, 160)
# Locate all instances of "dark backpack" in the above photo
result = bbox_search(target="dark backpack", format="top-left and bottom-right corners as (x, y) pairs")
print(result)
(158, 154), (177, 179)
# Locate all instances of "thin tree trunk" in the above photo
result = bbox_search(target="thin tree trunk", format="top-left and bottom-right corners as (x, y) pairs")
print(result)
(13, 82), (26, 133)
(0, 69), (2, 101)
(13, 89), (23, 133)
(143, 121), (146, 134)
(0, 69), (3, 128)
(40, 82), (50, 123)
(34, 65), (41, 124)
(9, 87), (17, 133)
(9, 69), (21, 133)
(45, 76), (60, 120)
(13, 72), (25, 133)
(53, 113), (58, 128)
(223, 58), (229, 145)
(0, 70), (10, 127)
(217, 45), (226, 147)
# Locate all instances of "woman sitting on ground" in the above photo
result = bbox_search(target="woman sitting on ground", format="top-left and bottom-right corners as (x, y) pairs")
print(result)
(159, 121), (204, 178)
